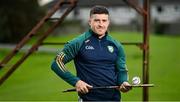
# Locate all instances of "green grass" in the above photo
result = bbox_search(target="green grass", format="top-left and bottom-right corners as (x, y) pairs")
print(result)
(0, 32), (180, 101)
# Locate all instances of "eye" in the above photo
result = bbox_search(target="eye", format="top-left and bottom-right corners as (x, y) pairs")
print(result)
(102, 20), (107, 22)
(94, 19), (100, 22)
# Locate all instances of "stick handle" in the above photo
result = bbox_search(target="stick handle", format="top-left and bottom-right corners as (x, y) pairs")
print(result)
(62, 88), (76, 92)
(62, 86), (119, 93)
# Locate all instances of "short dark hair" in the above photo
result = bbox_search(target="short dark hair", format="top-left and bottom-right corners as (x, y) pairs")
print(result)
(90, 5), (109, 16)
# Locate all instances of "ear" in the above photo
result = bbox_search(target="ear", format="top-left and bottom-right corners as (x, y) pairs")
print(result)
(88, 18), (91, 26)
(108, 19), (110, 26)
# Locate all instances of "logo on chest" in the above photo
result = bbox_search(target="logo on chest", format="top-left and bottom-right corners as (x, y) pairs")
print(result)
(107, 46), (114, 53)
(85, 45), (95, 50)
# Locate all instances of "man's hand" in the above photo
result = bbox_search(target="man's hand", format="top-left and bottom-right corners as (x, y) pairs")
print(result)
(75, 80), (93, 94)
(119, 82), (132, 93)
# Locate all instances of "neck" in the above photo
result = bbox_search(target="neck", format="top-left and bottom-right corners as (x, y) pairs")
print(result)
(98, 34), (105, 39)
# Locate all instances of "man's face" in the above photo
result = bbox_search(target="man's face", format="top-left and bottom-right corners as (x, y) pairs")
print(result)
(89, 14), (110, 38)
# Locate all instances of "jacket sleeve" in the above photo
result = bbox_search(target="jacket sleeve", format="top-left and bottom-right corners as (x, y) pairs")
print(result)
(51, 39), (81, 86)
(116, 44), (129, 85)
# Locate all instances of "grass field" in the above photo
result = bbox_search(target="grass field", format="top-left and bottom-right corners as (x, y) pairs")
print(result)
(0, 32), (180, 101)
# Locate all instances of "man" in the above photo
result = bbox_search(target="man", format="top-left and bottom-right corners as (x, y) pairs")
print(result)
(51, 5), (131, 101)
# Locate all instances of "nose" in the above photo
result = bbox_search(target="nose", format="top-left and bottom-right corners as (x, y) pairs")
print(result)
(98, 21), (103, 27)
(99, 20), (103, 24)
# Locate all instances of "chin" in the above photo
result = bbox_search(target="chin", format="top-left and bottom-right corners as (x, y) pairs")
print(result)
(95, 30), (105, 35)
(96, 33), (103, 35)
(97, 31), (105, 34)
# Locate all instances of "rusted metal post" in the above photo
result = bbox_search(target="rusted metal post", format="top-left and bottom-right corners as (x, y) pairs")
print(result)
(142, 0), (150, 101)
(122, 1), (151, 101)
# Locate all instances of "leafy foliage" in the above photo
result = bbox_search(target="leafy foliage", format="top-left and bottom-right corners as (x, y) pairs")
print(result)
(0, 0), (45, 43)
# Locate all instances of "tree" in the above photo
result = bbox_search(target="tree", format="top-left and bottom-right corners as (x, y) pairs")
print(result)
(0, 0), (45, 43)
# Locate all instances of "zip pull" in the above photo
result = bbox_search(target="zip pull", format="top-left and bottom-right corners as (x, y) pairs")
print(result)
(98, 40), (102, 50)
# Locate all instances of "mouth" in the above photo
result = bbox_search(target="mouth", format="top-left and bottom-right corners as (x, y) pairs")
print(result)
(97, 28), (104, 31)
(97, 29), (104, 33)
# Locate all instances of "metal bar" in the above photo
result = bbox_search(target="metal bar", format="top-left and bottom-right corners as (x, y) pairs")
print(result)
(142, 0), (150, 101)
(41, 42), (144, 49)
(123, 0), (147, 16)
(0, 0), (77, 86)
(46, 18), (61, 21)
(41, 42), (143, 45)
(0, 0), (66, 69)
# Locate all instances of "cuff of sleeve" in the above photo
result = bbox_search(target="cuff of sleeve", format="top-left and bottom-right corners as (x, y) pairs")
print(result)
(117, 71), (128, 85)
(66, 74), (80, 86)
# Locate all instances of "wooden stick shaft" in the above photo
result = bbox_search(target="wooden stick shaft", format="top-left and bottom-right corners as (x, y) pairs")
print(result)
(62, 84), (154, 92)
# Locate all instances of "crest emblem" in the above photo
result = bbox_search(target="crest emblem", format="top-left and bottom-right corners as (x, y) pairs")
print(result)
(107, 46), (114, 53)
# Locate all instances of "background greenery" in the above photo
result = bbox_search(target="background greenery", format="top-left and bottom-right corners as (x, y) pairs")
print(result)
(0, 0), (45, 43)
(0, 32), (179, 101)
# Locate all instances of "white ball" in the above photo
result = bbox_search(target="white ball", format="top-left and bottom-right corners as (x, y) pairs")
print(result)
(132, 76), (141, 85)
